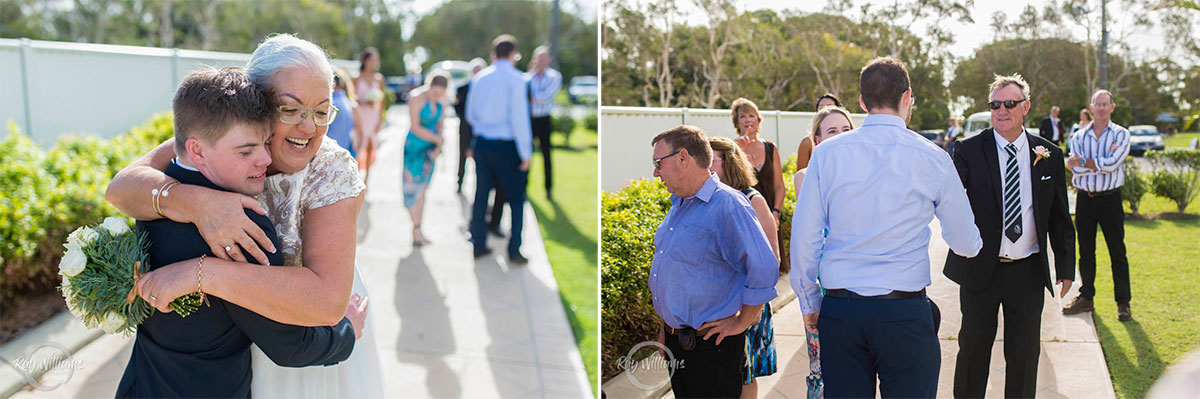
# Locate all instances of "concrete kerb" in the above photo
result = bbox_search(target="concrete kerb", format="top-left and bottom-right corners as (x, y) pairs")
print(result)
(0, 310), (104, 397)
(600, 273), (797, 399)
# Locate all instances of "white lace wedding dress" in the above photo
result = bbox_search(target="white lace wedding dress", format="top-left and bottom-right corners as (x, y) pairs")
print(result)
(249, 139), (385, 398)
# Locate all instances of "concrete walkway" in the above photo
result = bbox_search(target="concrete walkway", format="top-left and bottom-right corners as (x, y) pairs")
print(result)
(7, 107), (591, 398)
(754, 220), (1115, 398)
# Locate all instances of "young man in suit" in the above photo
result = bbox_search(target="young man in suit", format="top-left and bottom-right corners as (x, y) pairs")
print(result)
(944, 74), (1076, 398)
(116, 68), (364, 398)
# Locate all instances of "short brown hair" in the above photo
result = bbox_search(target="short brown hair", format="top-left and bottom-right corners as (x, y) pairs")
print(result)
(651, 125), (713, 169)
(493, 34), (518, 59)
(707, 136), (757, 190)
(173, 67), (273, 155)
(859, 57), (910, 112)
(730, 98), (762, 136)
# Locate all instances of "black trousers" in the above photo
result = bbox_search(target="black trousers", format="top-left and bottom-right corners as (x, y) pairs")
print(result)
(457, 124), (473, 191)
(819, 295), (940, 398)
(459, 126), (505, 228)
(470, 138), (526, 257)
(662, 326), (744, 398)
(531, 115), (553, 193)
(1076, 191), (1131, 303)
(954, 256), (1045, 398)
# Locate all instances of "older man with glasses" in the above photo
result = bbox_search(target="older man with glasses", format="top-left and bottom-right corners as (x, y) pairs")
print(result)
(648, 125), (778, 398)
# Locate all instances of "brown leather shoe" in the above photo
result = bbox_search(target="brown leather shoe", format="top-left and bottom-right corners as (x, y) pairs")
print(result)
(1118, 302), (1133, 321)
(1063, 296), (1094, 315)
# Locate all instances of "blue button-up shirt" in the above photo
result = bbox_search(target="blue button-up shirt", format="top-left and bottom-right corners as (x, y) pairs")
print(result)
(789, 114), (982, 314)
(466, 59), (533, 160)
(1068, 122), (1130, 192)
(525, 68), (562, 118)
(649, 174), (779, 329)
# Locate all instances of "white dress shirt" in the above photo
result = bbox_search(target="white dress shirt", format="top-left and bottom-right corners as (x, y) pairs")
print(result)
(994, 130), (1039, 259)
(789, 114), (983, 314)
(465, 59), (534, 161)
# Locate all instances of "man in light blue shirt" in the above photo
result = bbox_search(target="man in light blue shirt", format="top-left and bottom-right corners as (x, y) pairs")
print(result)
(466, 34), (533, 263)
(790, 57), (982, 398)
(649, 125), (778, 397)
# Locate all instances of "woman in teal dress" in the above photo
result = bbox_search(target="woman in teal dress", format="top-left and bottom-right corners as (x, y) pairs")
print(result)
(403, 72), (450, 246)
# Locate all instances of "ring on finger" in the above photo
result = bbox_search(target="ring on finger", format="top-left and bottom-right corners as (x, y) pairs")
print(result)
(225, 245), (233, 253)
(150, 295), (157, 301)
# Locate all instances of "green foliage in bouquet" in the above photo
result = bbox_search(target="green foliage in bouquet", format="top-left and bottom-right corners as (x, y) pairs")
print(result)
(60, 219), (205, 335)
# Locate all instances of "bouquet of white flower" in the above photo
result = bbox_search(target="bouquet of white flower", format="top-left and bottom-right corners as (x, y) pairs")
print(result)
(57, 216), (204, 335)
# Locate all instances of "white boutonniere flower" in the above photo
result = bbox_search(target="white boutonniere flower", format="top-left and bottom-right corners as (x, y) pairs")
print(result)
(1033, 145), (1051, 167)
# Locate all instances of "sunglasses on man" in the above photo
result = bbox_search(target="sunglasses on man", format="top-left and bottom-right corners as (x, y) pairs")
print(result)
(988, 98), (1027, 110)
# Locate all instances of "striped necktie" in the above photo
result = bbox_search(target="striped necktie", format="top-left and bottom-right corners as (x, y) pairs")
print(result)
(1003, 143), (1023, 242)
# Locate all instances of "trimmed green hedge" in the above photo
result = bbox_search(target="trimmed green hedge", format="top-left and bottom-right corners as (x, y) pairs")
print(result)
(1146, 150), (1200, 213)
(0, 114), (173, 308)
(1123, 156), (1150, 214)
(600, 156), (801, 379)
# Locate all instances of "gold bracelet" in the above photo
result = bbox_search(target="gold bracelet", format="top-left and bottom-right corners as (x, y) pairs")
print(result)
(153, 181), (180, 218)
(196, 254), (210, 307)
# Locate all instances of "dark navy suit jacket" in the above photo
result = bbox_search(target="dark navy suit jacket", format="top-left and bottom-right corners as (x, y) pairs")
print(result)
(116, 162), (355, 398)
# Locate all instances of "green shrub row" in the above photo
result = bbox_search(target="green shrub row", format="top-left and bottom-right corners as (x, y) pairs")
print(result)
(0, 114), (173, 307)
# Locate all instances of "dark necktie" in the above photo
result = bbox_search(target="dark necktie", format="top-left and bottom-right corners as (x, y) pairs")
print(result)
(1003, 143), (1023, 242)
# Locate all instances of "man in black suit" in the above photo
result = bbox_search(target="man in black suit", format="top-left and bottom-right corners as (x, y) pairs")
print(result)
(116, 68), (360, 398)
(944, 74), (1076, 398)
(456, 58), (506, 236)
(1040, 106), (1066, 146)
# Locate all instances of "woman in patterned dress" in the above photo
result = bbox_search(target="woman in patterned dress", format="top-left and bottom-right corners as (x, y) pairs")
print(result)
(402, 72), (449, 246)
(106, 34), (385, 397)
(708, 136), (779, 399)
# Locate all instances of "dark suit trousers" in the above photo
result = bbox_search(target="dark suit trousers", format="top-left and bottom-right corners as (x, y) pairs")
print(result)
(819, 295), (940, 398)
(1076, 191), (1131, 303)
(532, 115), (553, 192)
(470, 137), (526, 257)
(663, 326), (745, 398)
(460, 125), (505, 227)
(457, 123), (473, 190)
(954, 256), (1045, 398)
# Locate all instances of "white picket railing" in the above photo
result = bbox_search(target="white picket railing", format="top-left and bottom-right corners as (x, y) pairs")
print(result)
(599, 106), (868, 191)
(0, 38), (358, 146)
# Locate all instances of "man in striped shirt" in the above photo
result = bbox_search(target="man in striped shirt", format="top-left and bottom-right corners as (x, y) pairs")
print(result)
(526, 46), (562, 200)
(1062, 89), (1134, 321)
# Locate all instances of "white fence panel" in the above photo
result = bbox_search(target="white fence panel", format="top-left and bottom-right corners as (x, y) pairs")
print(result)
(600, 106), (867, 191)
(1, 38), (358, 147)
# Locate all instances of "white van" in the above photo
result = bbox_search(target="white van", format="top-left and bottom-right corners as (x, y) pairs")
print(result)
(962, 111), (991, 140)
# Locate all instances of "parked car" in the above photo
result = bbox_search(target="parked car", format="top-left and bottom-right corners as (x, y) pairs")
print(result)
(567, 75), (598, 104)
(428, 60), (473, 91)
(962, 111), (992, 140)
(1128, 124), (1165, 155)
(917, 129), (944, 147)
(385, 76), (416, 103)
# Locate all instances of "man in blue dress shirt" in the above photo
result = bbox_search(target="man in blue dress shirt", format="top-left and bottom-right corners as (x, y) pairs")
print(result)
(648, 125), (779, 398)
(790, 57), (983, 398)
(466, 34), (533, 263)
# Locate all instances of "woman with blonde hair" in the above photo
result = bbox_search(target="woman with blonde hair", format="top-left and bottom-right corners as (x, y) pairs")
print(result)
(730, 98), (785, 250)
(792, 105), (855, 399)
(709, 135), (778, 399)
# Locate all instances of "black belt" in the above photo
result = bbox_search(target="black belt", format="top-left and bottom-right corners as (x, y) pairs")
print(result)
(826, 288), (925, 300)
(1082, 188), (1120, 198)
(476, 137), (514, 143)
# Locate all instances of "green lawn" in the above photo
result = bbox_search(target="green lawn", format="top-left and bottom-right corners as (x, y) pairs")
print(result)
(526, 126), (599, 395)
(1081, 199), (1200, 398)
(1164, 132), (1199, 149)
(1124, 191), (1200, 214)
